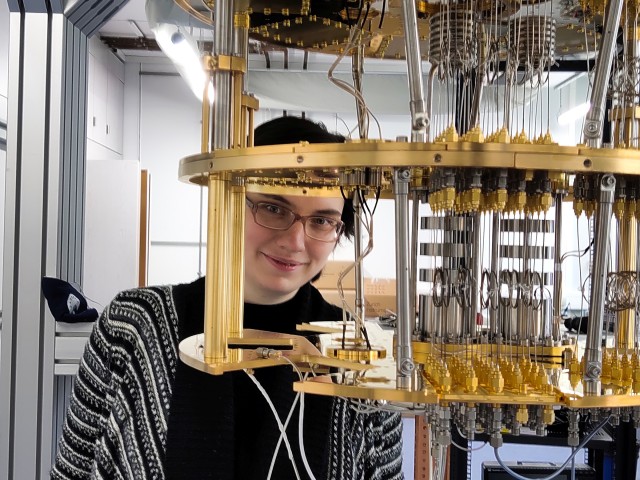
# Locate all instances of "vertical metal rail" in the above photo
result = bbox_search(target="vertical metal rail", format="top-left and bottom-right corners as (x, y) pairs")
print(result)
(394, 168), (415, 389)
(353, 192), (365, 345)
(204, 0), (237, 363)
(410, 189), (421, 335)
(518, 217), (531, 341)
(490, 212), (501, 337)
(584, 174), (616, 395)
(352, 44), (368, 139)
(552, 193), (564, 341)
(583, 0), (624, 147)
(201, 58), (213, 153)
(471, 211), (483, 338)
(637, 217), (640, 348)
(212, 0), (234, 149)
(232, 11), (249, 149)
(425, 67), (437, 142)
(400, 0), (427, 142)
(352, 42), (367, 341)
(470, 25), (486, 129)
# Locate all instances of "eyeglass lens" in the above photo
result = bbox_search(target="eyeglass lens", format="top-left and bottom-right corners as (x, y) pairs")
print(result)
(251, 201), (341, 241)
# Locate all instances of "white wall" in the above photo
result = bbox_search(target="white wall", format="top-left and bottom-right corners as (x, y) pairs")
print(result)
(83, 159), (140, 308)
(138, 73), (205, 285)
(82, 38), (138, 311)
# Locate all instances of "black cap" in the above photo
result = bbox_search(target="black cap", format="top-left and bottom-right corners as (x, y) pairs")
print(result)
(41, 277), (99, 323)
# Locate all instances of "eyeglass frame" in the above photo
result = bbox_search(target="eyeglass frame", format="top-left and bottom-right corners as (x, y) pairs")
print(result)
(245, 197), (344, 242)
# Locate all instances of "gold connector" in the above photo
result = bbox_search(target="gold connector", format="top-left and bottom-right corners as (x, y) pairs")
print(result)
(542, 406), (555, 425)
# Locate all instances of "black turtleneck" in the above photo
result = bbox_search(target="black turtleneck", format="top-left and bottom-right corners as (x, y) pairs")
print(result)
(165, 277), (342, 479)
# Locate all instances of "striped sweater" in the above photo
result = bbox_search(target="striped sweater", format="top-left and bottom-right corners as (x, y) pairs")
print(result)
(51, 278), (403, 479)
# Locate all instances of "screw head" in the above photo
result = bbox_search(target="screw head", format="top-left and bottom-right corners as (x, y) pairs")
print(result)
(400, 359), (415, 375)
(586, 121), (599, 134)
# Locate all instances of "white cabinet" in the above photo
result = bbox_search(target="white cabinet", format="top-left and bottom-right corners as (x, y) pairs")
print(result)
(107, 74), (124, 154)
(87, 52), (124, 154)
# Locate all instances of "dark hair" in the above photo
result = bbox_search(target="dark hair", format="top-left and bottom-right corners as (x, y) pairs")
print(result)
(253, 116), (355, 240)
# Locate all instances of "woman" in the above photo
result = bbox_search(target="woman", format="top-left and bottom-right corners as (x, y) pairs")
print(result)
(51, 116), (403, 480)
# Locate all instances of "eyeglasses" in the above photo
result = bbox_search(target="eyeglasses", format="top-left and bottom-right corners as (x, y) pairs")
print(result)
(245, 198), (344, 242)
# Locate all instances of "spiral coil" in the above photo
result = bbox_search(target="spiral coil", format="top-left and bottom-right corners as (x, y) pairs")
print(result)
(507, 15), (556, 83)
(428, 9), (478, 78)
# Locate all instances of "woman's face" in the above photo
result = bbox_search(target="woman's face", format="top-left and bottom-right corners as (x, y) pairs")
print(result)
(244, 193), (344, 304)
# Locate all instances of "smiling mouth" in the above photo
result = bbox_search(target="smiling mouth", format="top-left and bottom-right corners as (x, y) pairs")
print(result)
(265, 254), (301, 269)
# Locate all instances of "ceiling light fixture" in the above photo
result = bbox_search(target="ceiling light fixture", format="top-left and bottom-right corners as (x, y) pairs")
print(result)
(154, 23), (213, 103)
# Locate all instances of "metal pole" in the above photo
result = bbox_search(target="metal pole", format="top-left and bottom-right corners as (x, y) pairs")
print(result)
(352, 44), (368, 139)
(518, 217), (531, 341)
(490, 212), (501, 337)
(353, 191), (365, 344)
(637, 218), (640, 348)
(400, 0), (427, 142)
(204, 0), (236, 363)
(584, 174), (616, 395)
(470, 211), (483, 338)
(552, 193), (564, 341)
(583, 0), (624, 147)
(426, 66), (437, 142)
(232, 11), (249, 149)
(410, 190), (421, 334)
(212, 0), (234, 149)
(470, 25), (486, 128)
(394, 168), (415, 389)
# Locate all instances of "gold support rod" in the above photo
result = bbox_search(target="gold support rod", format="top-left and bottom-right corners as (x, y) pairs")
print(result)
(617, 213), (637, 349)
(201, 56), (213, 153)
(229, 177), (246, 341)
(204, 173), (232, 363)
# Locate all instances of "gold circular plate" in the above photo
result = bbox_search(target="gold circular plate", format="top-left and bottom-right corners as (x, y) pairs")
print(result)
(179, 142), (640, 186)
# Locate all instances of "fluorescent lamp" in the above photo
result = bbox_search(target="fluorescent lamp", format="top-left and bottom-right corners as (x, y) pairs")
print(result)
(558, 102), (591, 126)
(154, 24), (213, 102)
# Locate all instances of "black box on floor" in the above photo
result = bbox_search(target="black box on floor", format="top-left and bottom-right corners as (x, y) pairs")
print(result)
(482, 461), (596, 480)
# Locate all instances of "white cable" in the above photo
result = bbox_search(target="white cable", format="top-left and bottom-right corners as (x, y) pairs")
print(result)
(327, 22), (383, 139)
(451, 438), (487, 452)
(267, 390), (302, 480)
(244, 369), (302, 480)
(266, 358), (308, 479)
(298, 392), (317, 480)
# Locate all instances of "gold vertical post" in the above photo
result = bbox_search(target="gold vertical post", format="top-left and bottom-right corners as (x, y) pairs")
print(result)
(247, 104), (255, 147)
(204, 173), (231, 363)
(228, 177), (246, 363)
(232, 72), (243, 148)
(617, 211), (637, 350)
(232, 11), (249, 149)
(201, 55), (214, 154)
(240, 106), (247, 148)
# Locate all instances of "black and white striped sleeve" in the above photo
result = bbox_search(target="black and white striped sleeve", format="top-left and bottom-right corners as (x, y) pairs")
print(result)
(51, 307), (115, 479)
